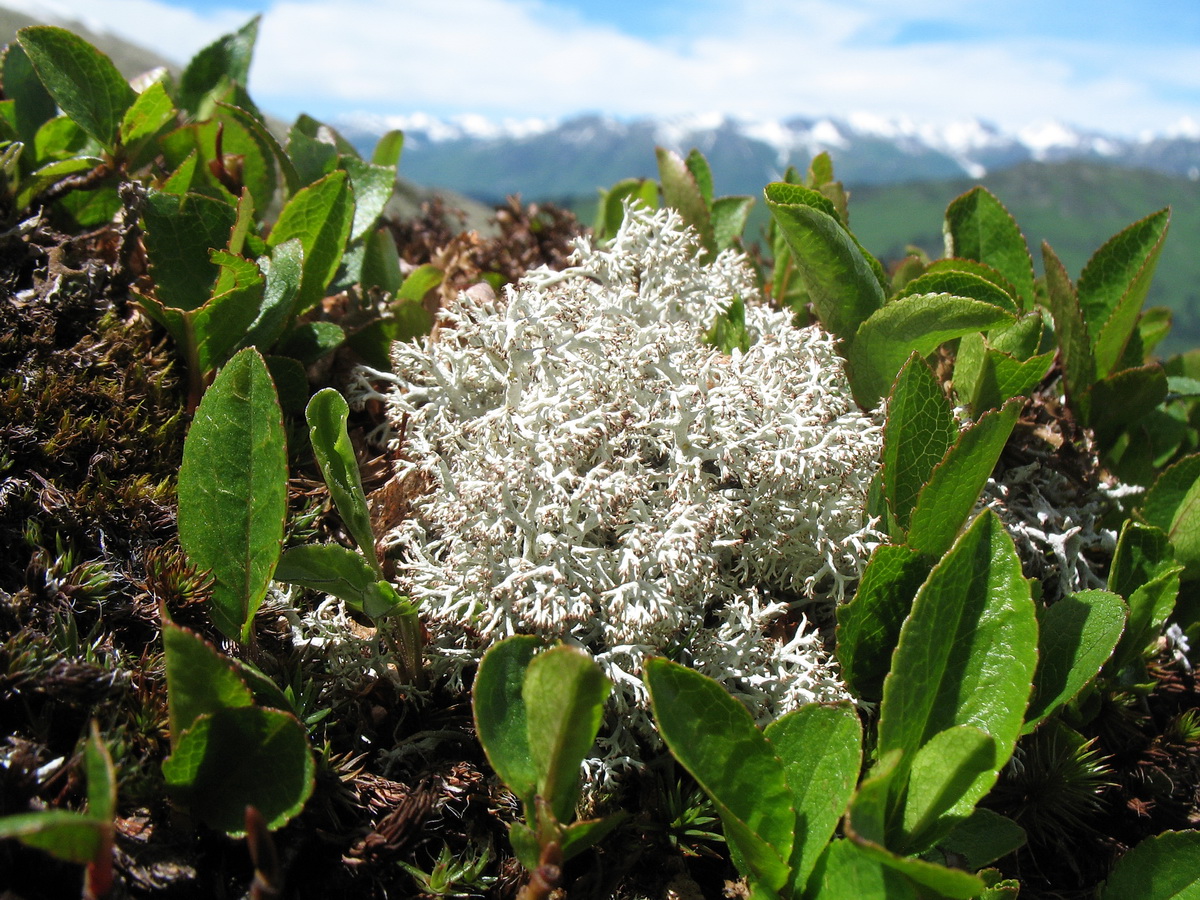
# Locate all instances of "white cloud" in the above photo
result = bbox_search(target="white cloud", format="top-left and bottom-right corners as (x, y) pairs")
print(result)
(14, 0), (1200, 135)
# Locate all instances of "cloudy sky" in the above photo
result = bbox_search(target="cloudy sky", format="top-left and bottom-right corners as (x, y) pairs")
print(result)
(18, 0), (1200, 135)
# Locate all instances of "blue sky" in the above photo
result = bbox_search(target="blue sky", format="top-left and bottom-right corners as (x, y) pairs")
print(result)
(20, 0), (1200, 135)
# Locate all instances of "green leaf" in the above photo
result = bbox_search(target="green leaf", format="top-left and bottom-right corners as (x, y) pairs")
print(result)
(836, 544), (932, 701)
(306, 388), (380, 573)
(805, 837), (919, 900)
(905, 399), (1021, 559)
(162, 706), (314, 834)
(944, 187), (1035, 309)
(936, 808), (1026, 870)
(119, 81), (175, 159)
(211, 103), (277, 215)
(140, 188), (238, 313)
(1142, 454), (1200, 579)
(559, 813), (628, 863)
(177, 16), (259, 116)
(764, 702), (862, 894)
(963, 343), (1055, 416)
(645, 657), (793, 895)
(1024, 590), (1127, 733)
(878, 511), (1037, 799)
(371, 129), (404, 168)
(848, 839), (987, 899)
(177, 348), (288, 643)
(275, 543), (410, 618)
(1108, 522), (1183, 671)
(16, 26), (136, 153)
(880, 354), (957, 534)
(0, 811), (106, 864)
(397, 263), (444, 303)
(845, 294), (1014, 408)
(341, 155), (395, 241)
(712, 195), (754, 252)
(524, 645), (611, 824)
(1088, 364), (1168, 449)
(268, 170), (354, 311)
(275, 321), (344, 366)
(705, 295), (752, 355)
(924, 257), (1020, 301)
(84, 721), (116, 825)
(193, 250), (267, 372)
(473, 636), (542, 806)
(657, 146), (714, 256)
(14, 156), (94, 210)
(1101, 830), (1200, 899)
(217, 101), (300, 196)
(360, 226), (403, 295)
(1078, 209), (1171, 377)
(238, 238), (303, 353)
(595, 177), (657, 239)
(902, 726), (996, 853)
(162, 621), (254, 747)
(895, 270), (1018, 314)
(765, 181), (886, 342)
(2, 41), (58, 147)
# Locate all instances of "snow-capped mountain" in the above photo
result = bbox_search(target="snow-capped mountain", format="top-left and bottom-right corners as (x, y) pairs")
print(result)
(337, 111), (1200, 202)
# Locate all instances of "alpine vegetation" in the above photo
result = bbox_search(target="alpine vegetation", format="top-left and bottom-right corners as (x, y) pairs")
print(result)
(381, 206), (884, 747)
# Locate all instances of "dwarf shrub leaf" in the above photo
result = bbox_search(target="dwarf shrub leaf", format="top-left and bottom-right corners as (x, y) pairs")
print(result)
(193, 251), (266, 372)
(765, 181), (886, 341)
(1079, 208), (1171, 377)
(764, 702), (862, 895)
(140, 189), (238, 313)
(1101, 830), (1200, 899)
(162, 621), (254, 748)
(895, 270), (1018, 314)
(2, 41), (57, 145)
(846, 294), (1014, 408)
(473, 636), (541, 807)
(836, 544), (932, 701)
(1024, 590), (1127, 733)
(306, 388), (380, 573)
(944, 187), (1035, 309)
(0, 811), (108, 865)
(806, 838), (921, 900)
(275, 544), (409, 619)
(177, 348), (287, 643)
(712, 194), (754, 252)
(902, 725), (996, 853)
(878, 511), (1037, 802)
(645, 657), (793, 895)
(162, 706), (313, 834)
(937, 808), (1027, 871)
(16, 26), (135, 153)
(342, 155), (396, 241)
(657, 147), (714, 255)
(905, 399), (1021, 558)
(268, 170), (353, 311)
(177, 16), (259, 116)
(1142, 454), (1200, 579)
(524, 645), (611, 825)
(118, 81), (174, 157)
(881, 354), (957, 533)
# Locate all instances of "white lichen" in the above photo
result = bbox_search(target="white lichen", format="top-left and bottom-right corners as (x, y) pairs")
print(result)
(376, 206), (883, 772)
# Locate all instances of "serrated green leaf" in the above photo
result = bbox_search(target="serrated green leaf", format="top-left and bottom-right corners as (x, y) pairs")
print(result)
(217, 101), (300, 196)
(162, 621), (253, 747)
(1138, 306), (1173, 359)
(1024, 590), (1127, 733)
(1078, 209), (1171, 377)
(881, 354), (957, 534)
(1108, 522), (1183, 671)
(846, 294), (1014, 408)
(341, 155), (395, 241)
(906, 399), (1021, 558)
(1101, 830), (1200, 899)
(645, 658), (793, 894)
(287, 121), (339, 188)
(275, 543), (410, 618)
(765, 181), (886, 342)
(902, 725), (996, 853)
(895, 270), (1018, 313)
(141, 188), (238, 312)
(267, 170), (353, 311)
(119, 81), (175, 158)
(1088, 364), (1168, 449)
(237, 238), (303, 353)
(162, 706), (314, 834)
(2, 41), (57, 148)
(836, 544), (932, 702)
(193, 250), (266, 372)
(712, 194), (754, 252)
(33, 112), (90, 161)
(177, 348), (287, 643)
(968, 345), (1055, 415)
(764, 702), (861, 894)
(879, 511), (1037, 801)
(473, 636), (542, 807)
(684, 148), (714, 205)
(524, 645), (610, 824)
(16, 26), (135, 153)
(658, 146), (714, 256)
(843, 835), (985, 899)
(944, 187), (1035, 309)
(924, 257), (1020, 299)
(0, 811), (106, 864)
(936, 808), (1026, 871)
(274, 320), (344, 366)
(177, 16), (259, 116)
(1142, 454), (1200, 536)
(305, 388), (379, 573)
(805, 836), (919, 900)
(211, 104), (277, 215)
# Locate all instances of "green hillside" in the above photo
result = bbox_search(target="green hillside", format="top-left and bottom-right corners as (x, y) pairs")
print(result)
(847, 161), (1200, 354)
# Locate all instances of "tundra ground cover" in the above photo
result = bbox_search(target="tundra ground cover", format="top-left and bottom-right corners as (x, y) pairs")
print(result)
(0, 18), (1197, 900)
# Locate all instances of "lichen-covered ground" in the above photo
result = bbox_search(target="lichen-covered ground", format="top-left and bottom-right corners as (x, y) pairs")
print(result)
(0, 198), (1196, 899)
